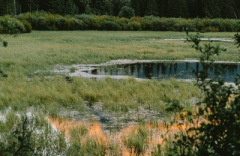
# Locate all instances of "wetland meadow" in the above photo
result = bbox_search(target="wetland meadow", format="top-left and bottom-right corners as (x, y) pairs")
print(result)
(0, 31), (239, 155)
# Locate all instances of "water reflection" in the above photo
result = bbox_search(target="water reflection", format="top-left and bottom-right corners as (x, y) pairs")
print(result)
(85, 62), (240, 82)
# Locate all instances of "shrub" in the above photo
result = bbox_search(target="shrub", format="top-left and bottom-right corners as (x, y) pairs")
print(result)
(193, 18), (205, 31)
(100, 21), (121, 30)
(73, 19), (86, 30)
(0, 25), (3, 33)
(203, 26), (219, 32)
(7, 13), (240, 32)
(167, 18), (179, 31)
(64, 18), (76, 30)
(141, 18), (152, 30)
(151, 18), (168, 31)
(0, 16), (25, 34)
(219, 19), (233, 32)
(56, 17), (66, 30)
(113, 17), (129, 29)
(210, 19), (221, 29)
(35, 17), (47, 30)
(118, 6), (135, 19)
(74, 14), (93, 29)
(174, 20), (189, 31)
(20, 20), (32, 33)
(127, 21), (141, 31)
(232, 20), (240, 32)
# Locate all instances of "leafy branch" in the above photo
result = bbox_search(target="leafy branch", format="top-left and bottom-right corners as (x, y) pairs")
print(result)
(0, 115), (38, 156)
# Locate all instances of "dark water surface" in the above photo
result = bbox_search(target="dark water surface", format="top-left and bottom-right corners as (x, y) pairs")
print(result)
(84, 62), (240, 82)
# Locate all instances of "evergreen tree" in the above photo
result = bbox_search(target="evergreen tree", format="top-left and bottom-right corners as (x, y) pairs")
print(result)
(38, 0), (49, 12)
(0, 0), (238, 18)
(0, 0), (14, 15)
(65, 0), (79, 15)
(235, 0), (240, 19)
(145, 0), (159, 16)
(48, 0), (65, 15)
(202, 0), (221, 18)
(112, 0), (131, 16)
(157, 0), (167, 17)
(187, 0), (204, 18)
(102, 0), (114, 15)
(220, 0), (236, 18)
(167, 0), (188, 18)
(90, 0), (104, 15)
(131, 0), (141, 16)
(138, 0), (148, 16)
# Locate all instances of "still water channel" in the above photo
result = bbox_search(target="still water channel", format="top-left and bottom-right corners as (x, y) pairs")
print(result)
(84, 62), (240, 82)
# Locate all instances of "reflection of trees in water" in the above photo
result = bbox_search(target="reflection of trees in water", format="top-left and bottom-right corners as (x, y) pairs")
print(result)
(186, 62), (189, 70)
(174, 63), (177, 74)
(161, 63), (167, 75)
(130, 64), (134, 75)
(144, 63), (153, 79)
(88, 62), (240, 82)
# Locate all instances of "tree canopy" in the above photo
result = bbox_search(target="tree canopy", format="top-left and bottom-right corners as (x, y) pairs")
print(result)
(0, 0), (239, 18)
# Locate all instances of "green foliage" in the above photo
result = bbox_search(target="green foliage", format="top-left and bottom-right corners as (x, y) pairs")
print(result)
(127, 21), (141, 31)
(20, 20), (32, 33)
(166, 31), (240, 155)
(8, 12), (240, 32)
(1, 0), (240, 18)
(233, 33), (240, 47)
(65, 0), (79, 15)
(2, 40), (8, 47)
(0, 111), (68, 155)
(0, 16), (25, 34)
(48, 0), (65, 15)
(118, 6), (135, 19)
(0, 116), (37, 155)
(165, 99), (183, 112)
(100, 21), (121, 30)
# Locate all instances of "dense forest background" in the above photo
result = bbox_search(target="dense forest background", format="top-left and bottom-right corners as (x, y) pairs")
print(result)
(0, 0), (240, 19)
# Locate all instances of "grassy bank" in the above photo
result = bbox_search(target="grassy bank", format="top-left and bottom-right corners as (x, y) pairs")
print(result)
(0, 31), (238, 72)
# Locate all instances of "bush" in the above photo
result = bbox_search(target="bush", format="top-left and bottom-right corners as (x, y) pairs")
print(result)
(210, 19), (221, 29)
(151, 18), (168, 31)
(113, 17), (129, 30)
(141, 18), (152, 30)
(219, 19), (233, 32)
(9, 12), (240, 32)
(64, 18), (76, 30)
(20, 20), (32, 33)
(203, 26), (219, 32)
(34, 17), (47, 30)
(0, 16), (25, 34)
(100, 21), (121, 30)
(74, 14), (93, 29)
(0, 25), (3, 33)
(174, 20), (189, 31)
(118, 6), (135, 19)
(127, 21), (141, 31)
(56, 17), (66, 30)
(232, 20), (240, 32)
(73, 19), (86, 30)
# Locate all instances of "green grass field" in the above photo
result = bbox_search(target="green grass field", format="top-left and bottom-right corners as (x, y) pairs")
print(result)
(2, 31), (235, 110)
(0, 31), (239, 155)
(0, 31), (238, 72)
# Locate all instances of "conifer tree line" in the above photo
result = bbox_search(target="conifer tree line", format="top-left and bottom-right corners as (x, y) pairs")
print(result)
(0, 0), (240, 19)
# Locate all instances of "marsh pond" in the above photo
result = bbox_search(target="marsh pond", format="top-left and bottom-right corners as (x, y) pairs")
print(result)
(84, 62), (240, 82)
